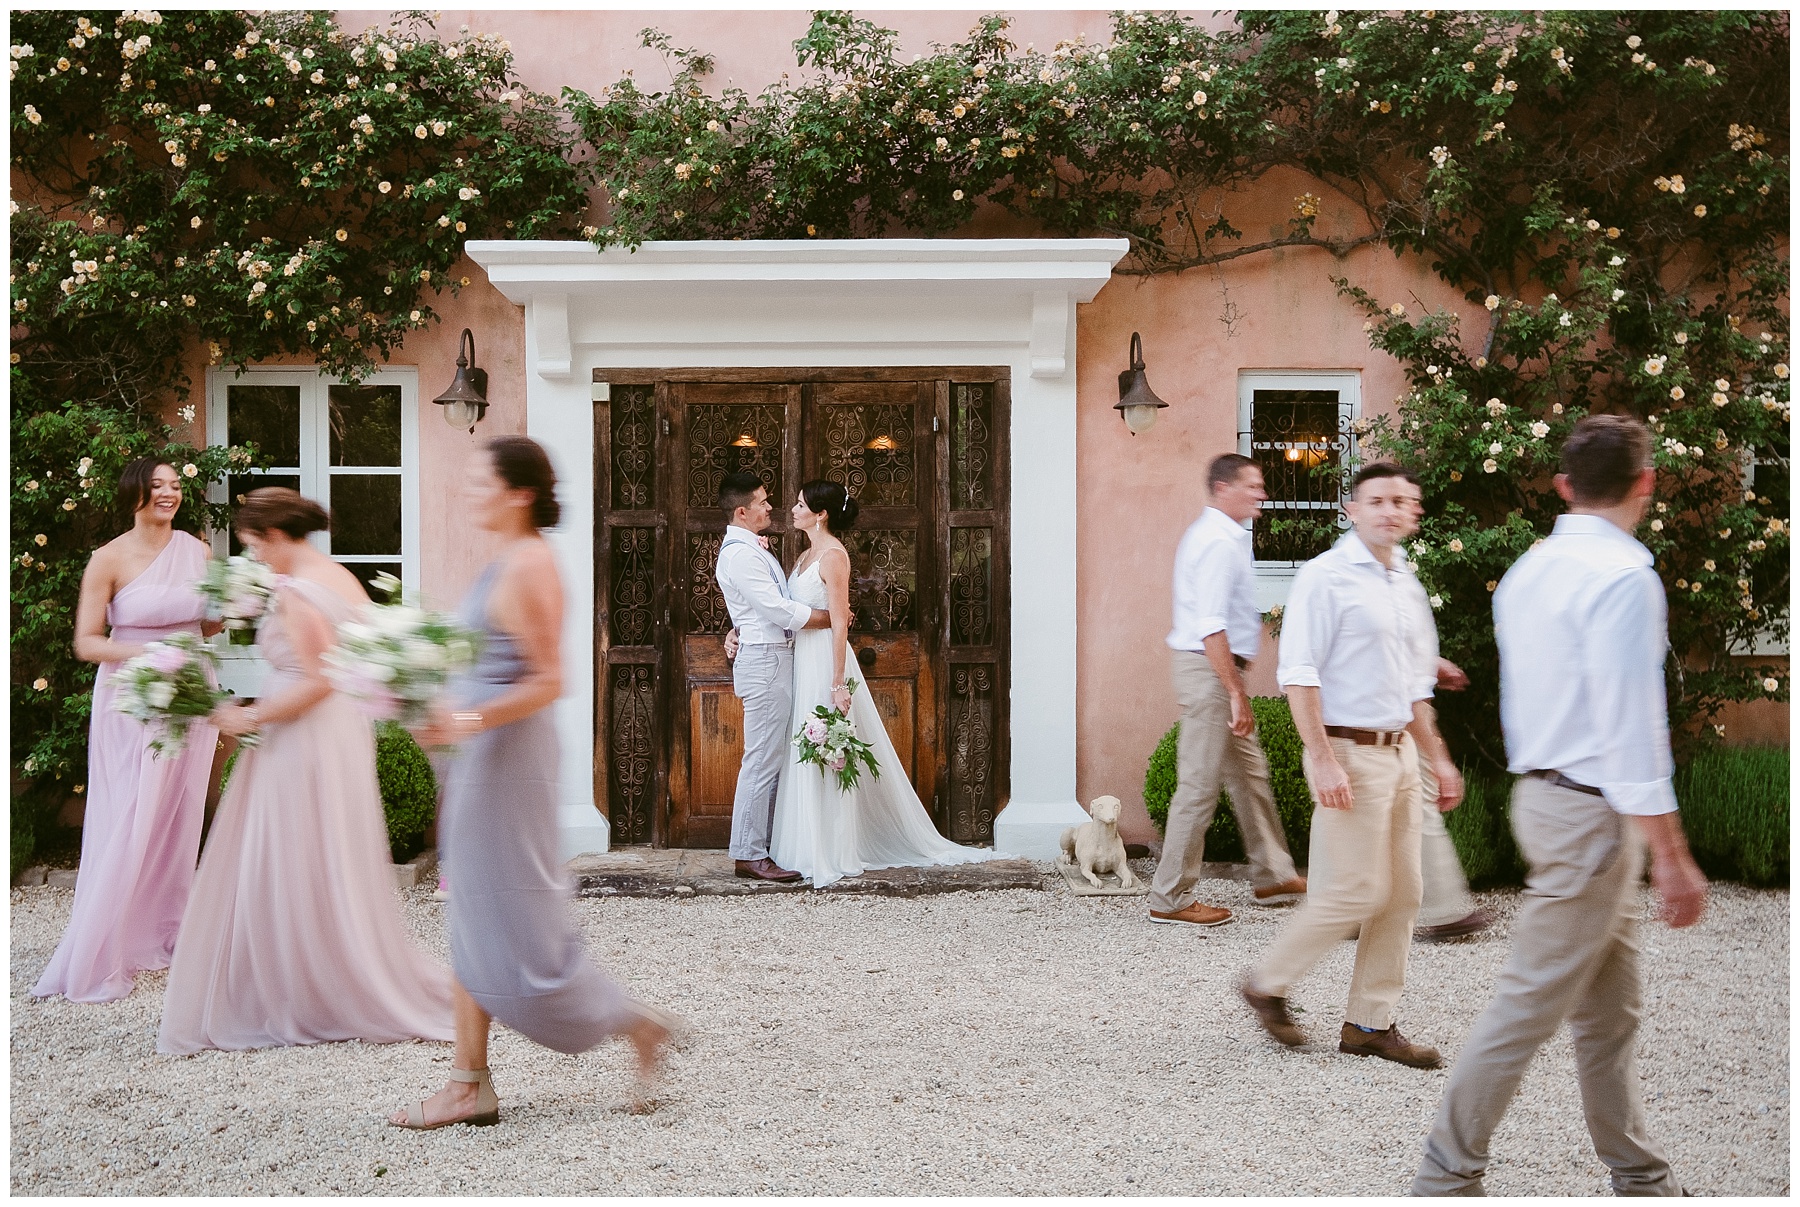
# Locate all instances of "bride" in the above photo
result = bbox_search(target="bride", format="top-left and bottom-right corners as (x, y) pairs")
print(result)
(767, 480), (996, 887)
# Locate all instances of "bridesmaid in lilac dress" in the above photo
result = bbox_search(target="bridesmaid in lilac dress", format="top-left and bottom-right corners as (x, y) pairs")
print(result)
(157, 488), (455, 1053)
(34, 459), (222, 1004)
(390, 437), (673, 1130)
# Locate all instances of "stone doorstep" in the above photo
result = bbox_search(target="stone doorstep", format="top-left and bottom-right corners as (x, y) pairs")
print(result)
(392, 849), (438, 890)
(568, 849), (1049, 899)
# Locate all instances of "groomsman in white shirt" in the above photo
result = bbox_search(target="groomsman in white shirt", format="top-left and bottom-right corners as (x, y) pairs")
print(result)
(1151, 453), (1307, 928)
(714, 472), (832, 882)
(1240, 461), (1463, 1068)
(1412, 415), (1706, 1196)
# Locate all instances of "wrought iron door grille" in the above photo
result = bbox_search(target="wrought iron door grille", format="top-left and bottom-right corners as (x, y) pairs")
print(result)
(1245, 389), (1355, 565)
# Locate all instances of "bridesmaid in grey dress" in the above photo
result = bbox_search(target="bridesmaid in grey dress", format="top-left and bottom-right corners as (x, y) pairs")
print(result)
(391, 436), (674, 1130)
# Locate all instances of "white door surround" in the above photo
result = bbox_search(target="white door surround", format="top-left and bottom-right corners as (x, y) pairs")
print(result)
(467, 238), (1129, 860)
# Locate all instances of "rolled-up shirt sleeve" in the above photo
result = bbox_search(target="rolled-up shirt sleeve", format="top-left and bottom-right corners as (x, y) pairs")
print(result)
(1178, 536), (1235, 646)
(1276, 563), (1330, 689)
(1586, 567), (1679, 816)
(726, 545), (814, 632)
(1409, 582), (1440, 703)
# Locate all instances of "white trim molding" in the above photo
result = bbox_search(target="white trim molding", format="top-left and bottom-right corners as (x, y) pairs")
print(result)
(469, 238), (1129, 860)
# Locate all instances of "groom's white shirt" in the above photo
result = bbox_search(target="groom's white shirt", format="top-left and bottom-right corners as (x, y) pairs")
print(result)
(717, 525), (812, 644)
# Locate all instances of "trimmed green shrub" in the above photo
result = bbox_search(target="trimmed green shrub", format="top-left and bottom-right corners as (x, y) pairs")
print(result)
(1143, 697), (1315, 865)
(217, 720), (436, 862)
(1442, 771), (1526, 890)
(1674, 746), (1788, 887)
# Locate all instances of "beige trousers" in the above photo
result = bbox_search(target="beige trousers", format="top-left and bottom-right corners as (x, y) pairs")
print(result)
(1411, 778), (1679, 1196)
(1251, 735), (1423, 1030)
(1150, 650), (1299, 912)
(1416, 751), (1477, 926)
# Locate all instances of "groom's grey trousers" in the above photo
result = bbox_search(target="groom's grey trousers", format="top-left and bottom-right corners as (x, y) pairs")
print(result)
(729, 641), (795, 862)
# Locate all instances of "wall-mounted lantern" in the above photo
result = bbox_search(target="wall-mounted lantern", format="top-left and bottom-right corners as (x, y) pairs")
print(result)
(432, 328), (489, 431)
(1114, 331), (1169, 435)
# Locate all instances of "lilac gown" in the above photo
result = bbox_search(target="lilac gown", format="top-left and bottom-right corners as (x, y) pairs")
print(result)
(33, 531), (216, 1004)
(157, 577), (455, 1052)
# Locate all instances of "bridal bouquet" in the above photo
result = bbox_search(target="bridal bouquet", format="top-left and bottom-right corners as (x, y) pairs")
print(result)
(194, 553), (279, 630)
(322, 574), (479, 726)
(111, 632), (244, 757)
(793, 679), (880, 791)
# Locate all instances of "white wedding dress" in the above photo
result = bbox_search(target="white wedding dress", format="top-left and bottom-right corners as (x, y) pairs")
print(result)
(769, 559), (997, 887)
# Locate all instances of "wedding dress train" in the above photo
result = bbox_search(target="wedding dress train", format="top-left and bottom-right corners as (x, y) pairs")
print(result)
(769, 560), (996, 887)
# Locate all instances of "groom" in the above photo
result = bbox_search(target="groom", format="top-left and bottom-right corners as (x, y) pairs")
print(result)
(714, 471), (832, 882)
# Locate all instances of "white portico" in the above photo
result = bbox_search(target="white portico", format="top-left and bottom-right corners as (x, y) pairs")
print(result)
(467, 238), (1128, 860)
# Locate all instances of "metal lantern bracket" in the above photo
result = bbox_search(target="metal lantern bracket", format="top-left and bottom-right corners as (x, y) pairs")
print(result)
(433, 327), (490, 432)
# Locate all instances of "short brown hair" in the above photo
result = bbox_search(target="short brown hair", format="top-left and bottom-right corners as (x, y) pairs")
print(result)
(1351, 460), (1421, 494)
(1207, 452), (1258, 493)
(235, 487), (330, 539)
(718, 470), (764, 519)
(1560, 414), (1652, 505)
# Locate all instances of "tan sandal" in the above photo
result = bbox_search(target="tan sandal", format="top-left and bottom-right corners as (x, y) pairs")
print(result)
(390, 1066), (500, 1130)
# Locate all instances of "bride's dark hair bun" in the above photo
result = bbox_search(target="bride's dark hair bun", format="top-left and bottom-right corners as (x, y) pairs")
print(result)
(800, 479), (859, 532)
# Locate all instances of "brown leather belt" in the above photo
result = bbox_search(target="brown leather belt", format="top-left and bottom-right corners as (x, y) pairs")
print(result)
(1524, 769), (1604, 797)
(1324, 725), (1407, 747)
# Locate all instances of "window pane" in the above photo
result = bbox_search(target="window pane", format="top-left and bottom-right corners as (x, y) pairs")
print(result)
(226, 472), (300, 555)
(951, 383), (995, 511)
(329, 384), (403, 467)
(842, 528), (916, 632)
(329, 473), (402, 555)
(1250, 390), (1348, 564)
(226, 385), (302, 465)
(341, 561), (403, 596)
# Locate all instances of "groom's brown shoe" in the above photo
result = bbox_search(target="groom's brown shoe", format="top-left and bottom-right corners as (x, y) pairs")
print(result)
(735, 858), (802, 883)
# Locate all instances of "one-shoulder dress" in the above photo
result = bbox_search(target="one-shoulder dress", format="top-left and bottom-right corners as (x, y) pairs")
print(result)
(157, 577), (456, 1053)
(440, 559), (642, 1053)
(33, 531), (216, 1003)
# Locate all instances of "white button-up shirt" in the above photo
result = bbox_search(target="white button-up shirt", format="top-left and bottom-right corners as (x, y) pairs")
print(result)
(1277, 530), (1437, 730)
(715, 526), (812, 644)
(1494, 513), (1677, 816)
(1167, 506), (1263, 660)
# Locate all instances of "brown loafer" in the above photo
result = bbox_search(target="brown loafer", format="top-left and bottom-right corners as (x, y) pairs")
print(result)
(1148, 901), (1233, 927)
(1253, 876), (1308, 905)
(1239, 979), (1307, 1047)
(1415, 908), (1493, 942)
(1338, 1022), (1442, 1069)
(734, 858), (802, 883)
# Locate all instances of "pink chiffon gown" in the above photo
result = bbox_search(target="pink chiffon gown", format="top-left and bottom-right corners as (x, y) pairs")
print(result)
(33, 530), (217, 1004)
(157, 577), (455, 1053)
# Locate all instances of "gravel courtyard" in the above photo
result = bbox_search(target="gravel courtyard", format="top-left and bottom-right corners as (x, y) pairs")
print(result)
(11, 874), (1789, 1197)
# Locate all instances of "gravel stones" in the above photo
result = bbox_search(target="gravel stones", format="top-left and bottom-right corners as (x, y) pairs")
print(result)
(10, 874), (1788, 1195)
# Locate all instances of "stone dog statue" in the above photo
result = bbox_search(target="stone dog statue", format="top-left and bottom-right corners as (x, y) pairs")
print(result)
(1058, 795), (1139, 889)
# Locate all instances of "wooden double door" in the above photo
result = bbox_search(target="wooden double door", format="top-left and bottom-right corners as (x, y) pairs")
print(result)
(595, 368), (1009, 849)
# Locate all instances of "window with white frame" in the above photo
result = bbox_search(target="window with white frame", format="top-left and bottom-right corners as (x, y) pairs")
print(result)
(205, 368), (421, 593)
(1238, 371), (1360, 570)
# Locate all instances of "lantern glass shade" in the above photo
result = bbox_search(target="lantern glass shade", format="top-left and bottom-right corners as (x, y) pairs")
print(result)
(1121, 403), (1160, 435)
(730, 432), (759, 448)
(864, 433), (900, 452)
(432, 328), (489, 430)
(441, 398), (483, 429)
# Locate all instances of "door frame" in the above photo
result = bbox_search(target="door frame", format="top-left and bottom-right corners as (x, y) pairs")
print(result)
(594, 366), (1010, 848)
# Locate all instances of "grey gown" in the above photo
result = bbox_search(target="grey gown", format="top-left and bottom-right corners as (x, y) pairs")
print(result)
(442, 559), (640, 1053)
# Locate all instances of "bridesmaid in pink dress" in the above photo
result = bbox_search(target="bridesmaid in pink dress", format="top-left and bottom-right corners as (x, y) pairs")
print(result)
(34, 459), (222, 1004)
(158, 488), (455, 1053)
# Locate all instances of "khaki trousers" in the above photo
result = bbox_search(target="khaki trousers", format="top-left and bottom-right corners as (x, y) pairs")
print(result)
(1411, 778), (1679, 1197)
(1150, 651), (1298, 912)
(1416, 750), (1477, 926)
(1251, 735), (1423, 1030)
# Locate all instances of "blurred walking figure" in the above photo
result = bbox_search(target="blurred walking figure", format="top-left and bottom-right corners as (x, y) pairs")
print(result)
(1150, 453), (1305, 928)
(392, 437), (673, 1130)
(1239, 462), (1463, 1069)
(1412, 415), (1707, 1197)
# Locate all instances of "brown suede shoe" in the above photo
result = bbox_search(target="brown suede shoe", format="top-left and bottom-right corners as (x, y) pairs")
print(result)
(1415, 908), (1493, 943)
(1338, 1022), (1443, 1069)
(1148, 901), (1233, 927)
(1239, 979), (1307, 1047)
(1253, 876), (1308, 905)
(734, 858), (802, 883)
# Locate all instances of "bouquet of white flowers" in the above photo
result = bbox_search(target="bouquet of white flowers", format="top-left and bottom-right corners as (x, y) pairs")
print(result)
(194, 553), (279, 630)
(322, 574), (479, 726)
(792, 679), (880, 791)
(111, 632), (243, 757)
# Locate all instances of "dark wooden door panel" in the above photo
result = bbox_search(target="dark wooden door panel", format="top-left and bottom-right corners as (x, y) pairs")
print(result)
(595, 368), (1008, 849)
